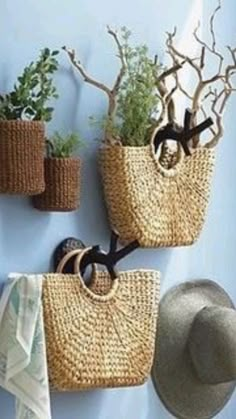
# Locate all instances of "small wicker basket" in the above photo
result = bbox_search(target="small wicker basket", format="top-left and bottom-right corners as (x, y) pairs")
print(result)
(0, 120), (45, 195)
(32, 157), (81, 212)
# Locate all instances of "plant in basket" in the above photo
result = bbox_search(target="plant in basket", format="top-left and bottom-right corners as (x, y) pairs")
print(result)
(0, 48), (59, 195)
(32, 131), (82, 212)
(82, 26), (162, 147)
(64, 4), (236, 247)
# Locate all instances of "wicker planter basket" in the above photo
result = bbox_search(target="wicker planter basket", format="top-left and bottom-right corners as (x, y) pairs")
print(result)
(32, 157), (81, 212)
(0, 120), (45, 195)
(100, 142), (215, 248)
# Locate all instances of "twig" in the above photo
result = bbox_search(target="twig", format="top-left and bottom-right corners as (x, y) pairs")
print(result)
(193, 3), (224, 74)
(157, 61), (185, 82)
(201, 105), (216, 136)
(200, 46), (206, 69)
(62, 46), (111, 97)
(63, 26), (127, 142)
(107, 26), (126, 95)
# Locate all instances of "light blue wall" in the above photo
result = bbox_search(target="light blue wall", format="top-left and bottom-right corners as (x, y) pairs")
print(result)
(0, 0), (235, 418)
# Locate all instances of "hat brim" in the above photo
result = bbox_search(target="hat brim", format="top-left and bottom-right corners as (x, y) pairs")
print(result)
(152, 279), (236, 419)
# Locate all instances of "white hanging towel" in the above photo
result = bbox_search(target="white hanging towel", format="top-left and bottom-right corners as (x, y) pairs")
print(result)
(0, 274), (51, 419)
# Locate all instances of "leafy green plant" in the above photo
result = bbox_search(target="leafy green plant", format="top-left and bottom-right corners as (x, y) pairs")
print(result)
(46, 132), (82, 158)
(87, 28), (161, 146)
(115, 28), (161, 146)
(64, 27), (161, 147)
(0, 48), (59, 121)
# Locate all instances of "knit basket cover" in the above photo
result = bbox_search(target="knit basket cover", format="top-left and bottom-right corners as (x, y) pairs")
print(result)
(43, 268), (160, 390)
(0, 120), (45, 195)
(100, 143), (215, 247)
(32, 157), (81, 212)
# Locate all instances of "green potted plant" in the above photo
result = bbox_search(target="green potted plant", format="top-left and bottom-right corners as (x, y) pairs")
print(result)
(0, 48), (59, 195)
(63, 27), (163, 236)
(77, 27), (161, 147)
(32, 131), (82, 211)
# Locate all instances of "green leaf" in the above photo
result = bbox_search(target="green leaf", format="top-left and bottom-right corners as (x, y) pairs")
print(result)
(43, 47), (50, 57)
(24, 107), (35, 116)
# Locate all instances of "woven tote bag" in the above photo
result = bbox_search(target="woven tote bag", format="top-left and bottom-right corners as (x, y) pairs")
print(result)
(43, 248), (160, 391)
(100, 136), (215, 248)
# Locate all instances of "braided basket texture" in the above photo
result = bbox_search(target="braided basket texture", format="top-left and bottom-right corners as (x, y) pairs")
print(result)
(100, 144), (215, 247)
(32, 157), (81, 211)
(0, 120), (45, 194)
(43, 268), (160, 391)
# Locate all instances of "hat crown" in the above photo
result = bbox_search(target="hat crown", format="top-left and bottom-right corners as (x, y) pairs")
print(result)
(188, 305), (236, 384)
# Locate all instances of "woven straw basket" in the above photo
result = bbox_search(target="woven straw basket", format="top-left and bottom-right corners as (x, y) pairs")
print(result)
(43, 248), (160, 391)
(100, 139), (215, 247)
(32, 157), (81, 211)
(0, 120), (45, 195)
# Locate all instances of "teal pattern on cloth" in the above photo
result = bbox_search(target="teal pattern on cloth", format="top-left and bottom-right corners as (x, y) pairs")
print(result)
(0, 274), (51, 419)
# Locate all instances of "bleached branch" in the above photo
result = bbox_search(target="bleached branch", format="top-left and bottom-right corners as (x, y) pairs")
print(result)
(63, 26), (127, 142)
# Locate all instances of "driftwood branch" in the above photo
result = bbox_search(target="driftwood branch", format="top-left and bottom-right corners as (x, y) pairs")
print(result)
(63, 5), (235, 149)
(107, 26), (126, 95)
(62, 46), (111, 97)
(158, 62), (184, 82)
(163, 1), (235, 148)
(166, 43), (193, 101)
(63, 26), (126, 142)
(153, 44), (186, 128)
(201, 104), (216, 136)
(166, 28), (202, 79)
(193, 1), (223, 74)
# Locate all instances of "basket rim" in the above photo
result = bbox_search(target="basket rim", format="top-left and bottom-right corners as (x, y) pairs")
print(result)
(44, 272), (120, 303)
(100, 142), (184, 178)
(44, 268), (160, 303)
(0, 119), (44, 125)
(101, 143), (214, 178)
(44, 156), (81, 162)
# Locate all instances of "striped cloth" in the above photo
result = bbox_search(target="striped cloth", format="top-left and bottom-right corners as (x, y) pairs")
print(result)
(0, 274), (51, 419)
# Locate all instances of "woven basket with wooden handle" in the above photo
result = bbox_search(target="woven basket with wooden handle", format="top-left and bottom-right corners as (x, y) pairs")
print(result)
(43, 248), (160, 391)
(100, 128), (215, 248)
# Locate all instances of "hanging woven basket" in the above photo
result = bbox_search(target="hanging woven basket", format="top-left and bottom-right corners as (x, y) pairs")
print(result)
(0, 120), (45, 195)
(100, 137), (216, 248)
(32, 157), (81, 212)
(43, 248), (160, 390)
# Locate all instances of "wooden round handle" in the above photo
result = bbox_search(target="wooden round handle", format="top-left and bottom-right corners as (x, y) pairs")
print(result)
(56, 247), (92, 273)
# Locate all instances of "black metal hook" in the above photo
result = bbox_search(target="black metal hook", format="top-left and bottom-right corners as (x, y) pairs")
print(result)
(80, 231), (140, 280)
(154, 108), (213, 156)
(53, 232), (140, 280)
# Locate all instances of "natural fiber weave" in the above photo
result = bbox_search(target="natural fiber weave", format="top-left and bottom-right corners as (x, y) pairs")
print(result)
(43, 250), (160, 391)
(32, 157), (81, 212)
(0, 120), (45, 195)
(100, 144), (215, 247)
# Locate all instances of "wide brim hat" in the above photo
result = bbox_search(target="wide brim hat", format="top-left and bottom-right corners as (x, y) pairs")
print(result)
(152, 279), (236, 419)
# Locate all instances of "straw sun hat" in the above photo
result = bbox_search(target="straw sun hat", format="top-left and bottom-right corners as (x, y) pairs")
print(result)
(152, 279), (236, 419)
